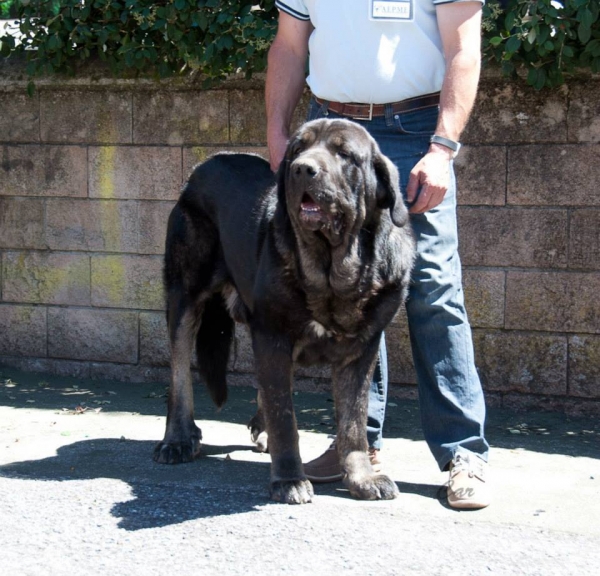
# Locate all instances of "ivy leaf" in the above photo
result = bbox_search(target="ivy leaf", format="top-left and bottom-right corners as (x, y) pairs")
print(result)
(506, 35), (521, 54)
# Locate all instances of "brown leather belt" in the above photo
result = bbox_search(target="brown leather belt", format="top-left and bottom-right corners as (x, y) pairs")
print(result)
(314, 92), (440, 121)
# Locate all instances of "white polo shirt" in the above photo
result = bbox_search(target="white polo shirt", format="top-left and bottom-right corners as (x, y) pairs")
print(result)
(275, 0), (484, 104)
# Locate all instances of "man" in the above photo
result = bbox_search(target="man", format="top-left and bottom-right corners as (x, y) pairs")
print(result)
(265, 0), (490, 509)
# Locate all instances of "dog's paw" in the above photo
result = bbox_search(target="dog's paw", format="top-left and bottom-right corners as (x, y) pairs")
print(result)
(153, 434), (201, 465)
(270, 479), (314, 504)
(346, 473), (399, 501)
(251, 429), (269, 453)
(248, 414), (269, 453)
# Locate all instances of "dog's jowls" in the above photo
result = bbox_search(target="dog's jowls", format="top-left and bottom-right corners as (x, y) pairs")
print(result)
(154, 119), (415, 504)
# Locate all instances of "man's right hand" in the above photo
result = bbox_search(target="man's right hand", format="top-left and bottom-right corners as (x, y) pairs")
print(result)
(268, 130), (289, 173)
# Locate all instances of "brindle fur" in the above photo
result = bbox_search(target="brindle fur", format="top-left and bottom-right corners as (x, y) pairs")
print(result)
(154, 119), (416, 504)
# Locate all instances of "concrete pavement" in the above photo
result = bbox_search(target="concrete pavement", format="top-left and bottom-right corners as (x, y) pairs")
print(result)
(1, 366), (599, 575)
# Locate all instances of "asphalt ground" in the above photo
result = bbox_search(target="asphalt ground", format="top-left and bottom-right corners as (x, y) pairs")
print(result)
(1, 365), (599, 576)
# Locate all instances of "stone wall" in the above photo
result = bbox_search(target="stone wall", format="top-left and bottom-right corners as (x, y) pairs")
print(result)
(1, 68), (599, 414)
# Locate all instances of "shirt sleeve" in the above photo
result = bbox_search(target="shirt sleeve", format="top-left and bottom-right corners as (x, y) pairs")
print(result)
(275, 1), (310, 21)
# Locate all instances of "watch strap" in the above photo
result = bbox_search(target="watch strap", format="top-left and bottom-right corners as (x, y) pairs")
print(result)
(430, 134), (461, 155)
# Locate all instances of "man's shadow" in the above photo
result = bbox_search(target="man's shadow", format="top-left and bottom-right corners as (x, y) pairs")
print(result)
(0, 435), (442, 530)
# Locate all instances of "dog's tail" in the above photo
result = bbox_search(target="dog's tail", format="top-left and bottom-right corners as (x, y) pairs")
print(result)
(196, 293), (233, 409)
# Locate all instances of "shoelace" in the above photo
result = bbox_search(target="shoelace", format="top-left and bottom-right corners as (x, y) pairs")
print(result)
(451, 454), (486, 481)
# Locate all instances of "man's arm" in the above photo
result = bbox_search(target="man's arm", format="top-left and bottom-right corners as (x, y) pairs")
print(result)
(406, 2), (482, 214)
(265, 12), (313, 172)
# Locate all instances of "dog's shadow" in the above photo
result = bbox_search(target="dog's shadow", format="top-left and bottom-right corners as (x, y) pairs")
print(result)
(0, 437), (276, 530)
(0, 437), (443, 530)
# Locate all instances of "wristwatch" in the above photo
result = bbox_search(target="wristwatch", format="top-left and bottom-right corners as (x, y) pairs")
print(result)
(430, 134), (461, 158)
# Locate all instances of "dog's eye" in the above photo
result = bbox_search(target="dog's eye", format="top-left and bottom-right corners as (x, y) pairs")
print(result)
(338, 150), (359, 165)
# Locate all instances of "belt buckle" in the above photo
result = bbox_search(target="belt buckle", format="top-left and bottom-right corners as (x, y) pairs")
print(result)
(353, 103), (373, 121)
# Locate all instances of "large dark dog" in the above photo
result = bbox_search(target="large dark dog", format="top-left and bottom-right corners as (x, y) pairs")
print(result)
(154, 119), (415, 504)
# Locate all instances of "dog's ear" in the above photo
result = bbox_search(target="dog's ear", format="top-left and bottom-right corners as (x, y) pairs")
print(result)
(373, 152), (409, 228)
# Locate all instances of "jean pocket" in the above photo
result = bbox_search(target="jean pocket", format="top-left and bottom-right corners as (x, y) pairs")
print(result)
(392, 106), (439, 136)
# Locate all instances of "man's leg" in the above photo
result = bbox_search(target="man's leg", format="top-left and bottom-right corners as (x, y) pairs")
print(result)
(370, 108), (490, 508)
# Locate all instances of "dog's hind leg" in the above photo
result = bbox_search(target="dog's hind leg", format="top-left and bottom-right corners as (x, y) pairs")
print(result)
(154, 288), (203, 465)
(248, 390), (269, 453)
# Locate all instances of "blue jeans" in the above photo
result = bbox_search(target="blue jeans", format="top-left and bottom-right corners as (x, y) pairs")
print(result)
(307, 98), (489, 471)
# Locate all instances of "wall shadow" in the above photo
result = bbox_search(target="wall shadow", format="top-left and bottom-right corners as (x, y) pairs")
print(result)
(1, 365), (598, 461)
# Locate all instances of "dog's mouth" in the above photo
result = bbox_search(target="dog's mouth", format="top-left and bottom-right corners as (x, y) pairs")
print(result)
(299, 193), (344, 236)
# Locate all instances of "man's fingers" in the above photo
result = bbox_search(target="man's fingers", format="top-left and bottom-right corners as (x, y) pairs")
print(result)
(406, 172), (420, 204)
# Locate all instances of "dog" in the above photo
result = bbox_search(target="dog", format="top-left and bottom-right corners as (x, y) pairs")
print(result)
(153, 118), (415, 504)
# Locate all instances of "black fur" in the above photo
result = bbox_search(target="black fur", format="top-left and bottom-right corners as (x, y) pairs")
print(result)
(153, 119), (416, 504)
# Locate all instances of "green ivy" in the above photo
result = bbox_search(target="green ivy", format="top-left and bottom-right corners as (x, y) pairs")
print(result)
(0, 0), (278, 89)
(0, 1), (599, 91)
(483, 0), (600, 89)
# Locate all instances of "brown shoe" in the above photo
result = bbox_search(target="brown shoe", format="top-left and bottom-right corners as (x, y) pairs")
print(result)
(447, 453), (491, 510)
(304, 439), (382, 483)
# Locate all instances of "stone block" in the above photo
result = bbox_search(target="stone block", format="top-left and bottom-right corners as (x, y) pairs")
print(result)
(46, 199), (139, 253)
(292, 93), (312, 132)
(505, 271), (600, 333)
(508, 145), (600, 206)
(89, 146), (182, 201)
(0, 356), (92, 380)
(0, 304), (47, 357)
(0, 92), (39, 142)
(458, 207), (568, 268)
(569, 209), (600, 270)
(133, 90), (229, 145)
(567, 80), (600, 143)
(91, 254), (164, 310)
(40, 90), (132, 144)
(139, 201), (176, 255)
(2, 251), (90, 305)
(48, 307), (138, 363)
(569, 335), (600, 399)
(454, 145), (506, 206)
(462, 270), (505, 328)
(0, 145), (87, 197)
(90, 362), (170, 384)
(473, 330), (567, 395)
(182, 146), (269, 180)
(385, 324), (417, 385)
(464, 81), (568, 144)
(230, 90), (267, 144)
(0, 197), (46, 249)
(140, 312), (170, 367)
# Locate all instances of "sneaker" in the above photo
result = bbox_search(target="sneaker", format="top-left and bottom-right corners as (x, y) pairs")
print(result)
(447, 452), (491, 510)
(303, 438), (382, 483)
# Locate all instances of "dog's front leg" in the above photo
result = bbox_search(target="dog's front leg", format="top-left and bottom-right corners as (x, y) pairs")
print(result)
(332, 337), (399, 500)
(252, 329), (313, 504)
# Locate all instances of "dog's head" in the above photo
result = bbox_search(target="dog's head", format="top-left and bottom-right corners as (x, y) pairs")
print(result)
(277, 119), (408, 247)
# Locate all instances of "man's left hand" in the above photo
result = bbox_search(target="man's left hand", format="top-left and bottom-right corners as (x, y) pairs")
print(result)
(406, 145), (453, 214)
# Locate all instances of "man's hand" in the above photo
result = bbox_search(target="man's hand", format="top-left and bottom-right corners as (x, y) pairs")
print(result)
(406, 145), (453, 214)
(268, 130), (289, 173)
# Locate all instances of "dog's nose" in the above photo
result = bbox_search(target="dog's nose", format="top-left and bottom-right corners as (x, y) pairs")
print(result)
(293, 159), (319, 178)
